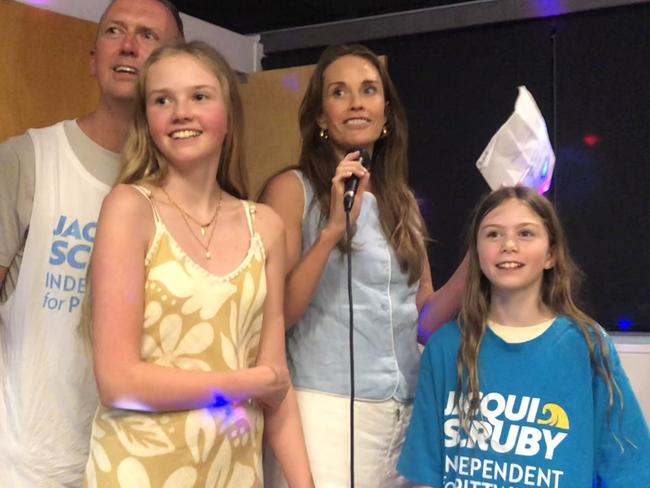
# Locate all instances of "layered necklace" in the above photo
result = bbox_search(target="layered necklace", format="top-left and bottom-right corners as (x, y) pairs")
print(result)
(161, 186), (223, 260)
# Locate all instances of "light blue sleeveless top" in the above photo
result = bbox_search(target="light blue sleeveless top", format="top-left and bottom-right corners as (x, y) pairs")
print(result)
(286, 171), (421, 402)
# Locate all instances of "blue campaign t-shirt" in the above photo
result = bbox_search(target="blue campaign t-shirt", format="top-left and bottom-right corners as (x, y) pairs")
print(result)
(397, 316), (650, 488)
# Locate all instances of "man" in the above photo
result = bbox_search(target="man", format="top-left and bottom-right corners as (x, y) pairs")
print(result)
(0, 1), (183, 485)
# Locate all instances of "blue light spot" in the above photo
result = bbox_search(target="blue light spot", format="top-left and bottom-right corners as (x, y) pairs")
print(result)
(541, 157), (549, 178)
(213, 395), (230, 408)
(617, 319), (633, 331)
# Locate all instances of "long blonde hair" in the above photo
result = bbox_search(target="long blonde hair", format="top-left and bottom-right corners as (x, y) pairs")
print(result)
(298, 44), (427, 284)
(456, 186), (622, 433)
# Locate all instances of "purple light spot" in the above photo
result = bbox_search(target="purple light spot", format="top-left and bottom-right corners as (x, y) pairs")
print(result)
(531, 0), (566, 17)
(283, 73), (301, 93)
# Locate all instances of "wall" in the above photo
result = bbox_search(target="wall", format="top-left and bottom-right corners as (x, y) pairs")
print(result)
(239, 65), (310, 197)
(0, 1), (99, 141)
(12, 0), (262, 73)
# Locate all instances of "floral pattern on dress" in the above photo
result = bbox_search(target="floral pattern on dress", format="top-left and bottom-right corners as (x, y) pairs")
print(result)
(221, 270), (265, 371)
(148, 246), (238, 321)
(205, 440), (256, 488)
(84, 200), (265, 487)
(141, 314), (215, 371)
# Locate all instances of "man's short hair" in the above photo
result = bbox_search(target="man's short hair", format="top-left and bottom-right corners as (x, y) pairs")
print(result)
(99, 0), (185, 40)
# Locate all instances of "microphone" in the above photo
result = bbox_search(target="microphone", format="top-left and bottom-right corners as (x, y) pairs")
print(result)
(343, 148), (371, 212)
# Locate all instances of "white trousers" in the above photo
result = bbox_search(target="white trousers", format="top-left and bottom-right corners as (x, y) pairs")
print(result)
(264, 389), (413, 488)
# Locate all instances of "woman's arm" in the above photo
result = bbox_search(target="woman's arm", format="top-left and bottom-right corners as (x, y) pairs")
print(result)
(91, 185), (286, 411)
(253, 204), (314, 487)
(260, 157), (369, 329)
(265, 388), (313, 487)
(260, 170), (336, 329)
(416, 253), (468, 343)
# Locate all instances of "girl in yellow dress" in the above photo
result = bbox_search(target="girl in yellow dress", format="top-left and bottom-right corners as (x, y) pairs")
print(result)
(84, 41), (313, 488)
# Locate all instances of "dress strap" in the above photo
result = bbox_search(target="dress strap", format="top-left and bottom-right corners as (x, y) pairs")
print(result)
(242, 200), (256, 237)
(130, 184), (161, 223)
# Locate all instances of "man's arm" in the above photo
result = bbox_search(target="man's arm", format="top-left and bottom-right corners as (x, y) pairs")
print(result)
(0, 266), (7, 290)
(0, 133), (35, 297)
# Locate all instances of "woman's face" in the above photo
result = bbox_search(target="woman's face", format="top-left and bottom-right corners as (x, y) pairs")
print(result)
(318, 55), (387, 159)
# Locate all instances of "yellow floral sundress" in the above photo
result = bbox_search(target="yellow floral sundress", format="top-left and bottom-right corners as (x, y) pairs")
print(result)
(84, 186), (266, 488)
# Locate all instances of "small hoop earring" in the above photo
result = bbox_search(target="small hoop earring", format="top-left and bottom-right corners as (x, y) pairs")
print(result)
(319, 128), (329, 140)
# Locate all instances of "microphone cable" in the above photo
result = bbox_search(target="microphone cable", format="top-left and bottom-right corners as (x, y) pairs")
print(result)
(345, 208), (356, 488)
(343, 148), (369, 488)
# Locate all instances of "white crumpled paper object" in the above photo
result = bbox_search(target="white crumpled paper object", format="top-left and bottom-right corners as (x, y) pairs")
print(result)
(476, 86), (555, 194)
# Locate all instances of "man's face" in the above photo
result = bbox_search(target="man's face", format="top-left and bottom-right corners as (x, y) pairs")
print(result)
(91, 0), (181, 102)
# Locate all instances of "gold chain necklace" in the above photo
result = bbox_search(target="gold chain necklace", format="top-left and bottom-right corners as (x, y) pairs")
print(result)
(161, 186), (223, 260)
(161, 187), (222, 236)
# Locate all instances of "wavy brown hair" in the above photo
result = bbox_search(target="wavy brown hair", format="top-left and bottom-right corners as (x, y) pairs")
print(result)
(456, 186), (622, 433)
(299, 44), (426, 284)
(118, 40), (248, 198)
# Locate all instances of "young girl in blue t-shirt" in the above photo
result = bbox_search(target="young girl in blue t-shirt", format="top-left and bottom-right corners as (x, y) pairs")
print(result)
(398, 186), (650, 488)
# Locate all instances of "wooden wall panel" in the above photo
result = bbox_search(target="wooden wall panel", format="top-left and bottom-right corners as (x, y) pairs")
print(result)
(239, 64), (314, 198)
(0, 0), (99, 141)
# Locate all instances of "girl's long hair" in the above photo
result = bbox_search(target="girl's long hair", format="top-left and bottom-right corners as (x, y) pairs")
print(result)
(299, 44), (426, 284)
(456, 186), (622, 433)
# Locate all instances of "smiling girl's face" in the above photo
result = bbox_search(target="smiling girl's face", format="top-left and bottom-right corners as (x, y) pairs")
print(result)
(145, 52), (228, 173)
(477, 198), (555, 298)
